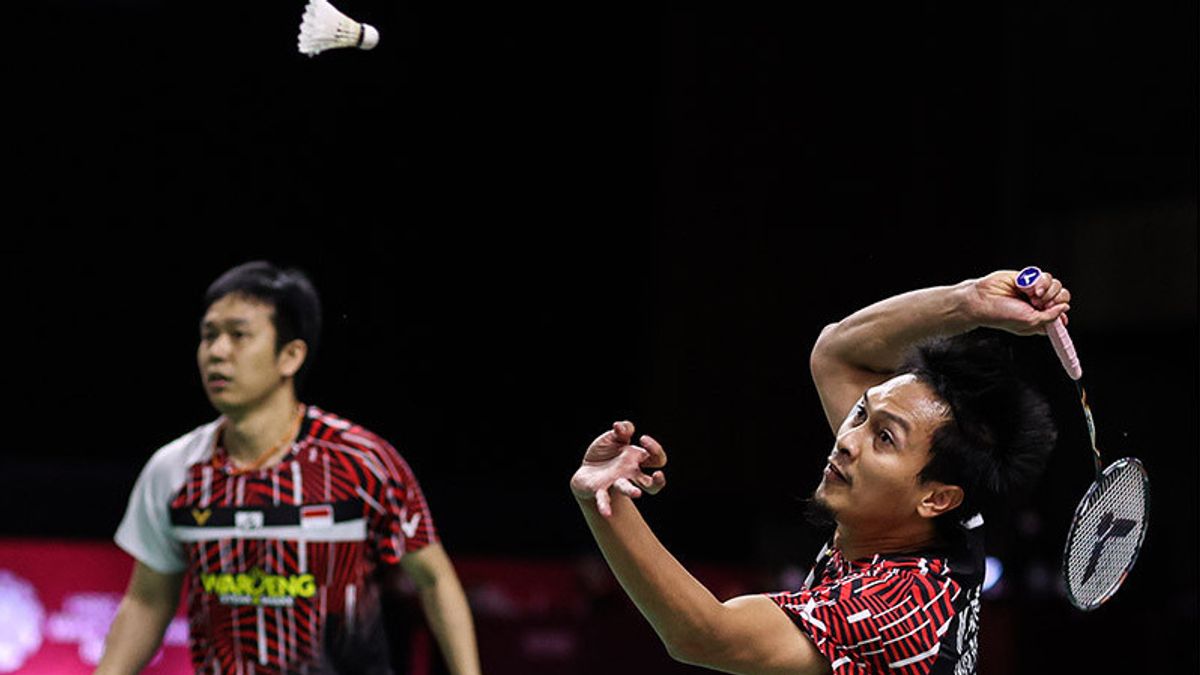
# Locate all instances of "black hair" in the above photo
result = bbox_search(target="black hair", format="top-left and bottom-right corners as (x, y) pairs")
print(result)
(204, 261), (322, 391)
(901, 329), (1056, 534)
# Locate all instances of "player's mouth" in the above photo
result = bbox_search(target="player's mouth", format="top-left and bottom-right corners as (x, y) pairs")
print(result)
(206, 373), (232, 390)
(824, 462), (850, 485)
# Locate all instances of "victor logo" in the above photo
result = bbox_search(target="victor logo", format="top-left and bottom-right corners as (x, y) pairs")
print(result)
(199, 568), (317, 607)
(191, 509), (212, 526)
(401, 512), (421, 538)
(1081, 510), (1137, 585)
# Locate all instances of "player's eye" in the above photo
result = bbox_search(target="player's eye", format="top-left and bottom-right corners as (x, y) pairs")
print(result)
(852, 402), (867, 423)
(879, 429), (894, 446)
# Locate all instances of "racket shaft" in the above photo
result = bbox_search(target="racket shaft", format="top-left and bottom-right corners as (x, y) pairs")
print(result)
(1076, 381), (1103, 476)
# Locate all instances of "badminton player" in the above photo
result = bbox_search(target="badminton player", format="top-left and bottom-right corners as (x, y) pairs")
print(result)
(97, 262), (481, 675)
(572, 268), (1071, 674)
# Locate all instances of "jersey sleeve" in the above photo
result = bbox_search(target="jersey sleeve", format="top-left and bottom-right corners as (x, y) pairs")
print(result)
(114, 445), (189, 574)
(369, 441), (438, 565)
(766, 570), (961, 675)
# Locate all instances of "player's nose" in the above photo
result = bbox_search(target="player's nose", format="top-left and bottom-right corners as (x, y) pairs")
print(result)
(205, 333), (233, 360)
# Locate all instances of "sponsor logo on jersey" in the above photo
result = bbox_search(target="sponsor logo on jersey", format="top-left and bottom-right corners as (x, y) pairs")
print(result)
(234, 510), (264, 531)
(191, 508), (212, 526)
(400, 511), (422, 538)
(199, 568), (317, 607)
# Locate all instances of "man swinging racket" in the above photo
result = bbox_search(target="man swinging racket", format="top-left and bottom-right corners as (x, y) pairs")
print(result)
(571, 268), (1072, 674)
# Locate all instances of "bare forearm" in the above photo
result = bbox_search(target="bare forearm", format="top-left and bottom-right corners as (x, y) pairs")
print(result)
(94, 596), (175, 675)
(417, 572), (481, 675)
(570, 426), (827, 674)
(577, 492), (728, 660)
(814, 281), (978, 374)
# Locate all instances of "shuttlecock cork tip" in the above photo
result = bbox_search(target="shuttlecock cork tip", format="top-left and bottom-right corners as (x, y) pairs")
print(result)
(359, 23), (380, 50)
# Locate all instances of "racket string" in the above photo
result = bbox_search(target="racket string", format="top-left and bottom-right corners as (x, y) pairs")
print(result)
(1064, 460), (1149, 609)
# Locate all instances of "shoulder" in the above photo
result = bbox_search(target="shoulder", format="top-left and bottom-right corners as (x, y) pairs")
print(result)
(774, 555), (962, 624)
(769, 555), (967, 672)
(139, 419), (221, 484)
(302, 406), (415, 479)
(121, 419), (220, 524)
(303, 406), (394, 454)
(862, 556), (963, 602)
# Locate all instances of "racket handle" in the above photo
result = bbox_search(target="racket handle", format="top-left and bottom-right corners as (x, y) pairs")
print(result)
(1047, 318), (1083, 380)
(1014, 266), (1083, 380)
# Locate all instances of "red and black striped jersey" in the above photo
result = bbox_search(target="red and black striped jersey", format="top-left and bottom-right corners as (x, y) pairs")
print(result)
(767, 517), (985, 675)
(115, 405), (437, 674)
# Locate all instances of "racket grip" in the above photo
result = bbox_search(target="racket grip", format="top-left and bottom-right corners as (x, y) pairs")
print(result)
(1046, 318), (1082, 380)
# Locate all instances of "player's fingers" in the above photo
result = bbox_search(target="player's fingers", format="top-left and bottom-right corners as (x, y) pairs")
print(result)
(644, 470), (667, 495)
(595, 488), (612, 517)
(590, 429), (615, 450)
(612, 420), (635, 442)
(621, 444), (651, 466)
(613, 478), (642, 499)
(1035, 304), (1070, 333)
(639, 434), (668, 468)
(1041, 279), (1063, 308)
(1032, 271), (1054, 300)
(1049, 286), (1072, 308)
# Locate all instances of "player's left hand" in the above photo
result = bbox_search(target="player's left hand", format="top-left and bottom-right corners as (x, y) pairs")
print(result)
(571, 421), (667, 517)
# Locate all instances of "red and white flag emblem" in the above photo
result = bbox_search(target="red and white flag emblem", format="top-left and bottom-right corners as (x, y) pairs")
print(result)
(300, 504), (334, 529)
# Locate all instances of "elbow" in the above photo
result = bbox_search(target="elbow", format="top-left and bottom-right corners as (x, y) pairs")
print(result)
(810, 322), (841, 376)
(666, 638), (750, 672)
(661, 622), (732, 669)
(664, 637), (715, 667)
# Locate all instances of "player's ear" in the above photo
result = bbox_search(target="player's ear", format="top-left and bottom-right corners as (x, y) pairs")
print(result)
(278, 339), (308, 378)
(917, 483), (964, 519)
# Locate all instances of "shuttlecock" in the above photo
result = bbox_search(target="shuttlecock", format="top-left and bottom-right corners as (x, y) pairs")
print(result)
(297, 0), (379, 56)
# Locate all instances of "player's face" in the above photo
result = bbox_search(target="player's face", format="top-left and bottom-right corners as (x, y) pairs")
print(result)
(815, 374), (951, 533)
(197, 294), (294, 414)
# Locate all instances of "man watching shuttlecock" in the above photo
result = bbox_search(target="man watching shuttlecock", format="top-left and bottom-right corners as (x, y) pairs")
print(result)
(298, 0), (379, 56)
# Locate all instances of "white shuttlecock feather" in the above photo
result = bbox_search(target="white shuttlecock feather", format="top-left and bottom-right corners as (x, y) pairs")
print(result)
(297, 0), (379, 56)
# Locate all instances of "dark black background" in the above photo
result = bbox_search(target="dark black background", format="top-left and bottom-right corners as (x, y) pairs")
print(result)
(6, 1), (1197, 673)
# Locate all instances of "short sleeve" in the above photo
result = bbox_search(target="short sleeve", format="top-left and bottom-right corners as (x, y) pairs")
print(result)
(767, 571), (961, 674)
(114, 449), (189, 574)
(370, 441), (438, 565)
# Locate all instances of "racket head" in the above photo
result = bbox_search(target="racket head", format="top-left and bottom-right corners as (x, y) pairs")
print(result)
(1061, 457), (1150, 610)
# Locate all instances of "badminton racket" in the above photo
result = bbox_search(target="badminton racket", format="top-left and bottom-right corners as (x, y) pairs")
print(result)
(1015, 266), (1150, 611)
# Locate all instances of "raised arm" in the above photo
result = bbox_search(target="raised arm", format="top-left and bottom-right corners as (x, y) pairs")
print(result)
(95, 561), (183, 675)
(810, 269), (1072, 432)
(571, 422), (829, 675)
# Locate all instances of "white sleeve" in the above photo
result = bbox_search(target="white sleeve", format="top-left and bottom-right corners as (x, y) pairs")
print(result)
(114, 423), (217, 574)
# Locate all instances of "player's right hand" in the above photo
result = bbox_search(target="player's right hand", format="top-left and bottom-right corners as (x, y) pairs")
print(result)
(965, 268), (1072, 336)
(571, 421), (667, 517)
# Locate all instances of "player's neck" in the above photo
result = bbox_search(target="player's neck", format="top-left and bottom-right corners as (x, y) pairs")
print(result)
(222, 387), (303, 466)
(833, 520), (939, 561)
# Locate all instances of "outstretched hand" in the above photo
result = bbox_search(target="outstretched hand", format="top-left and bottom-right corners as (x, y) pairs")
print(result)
(571, 421), (668, 517)
(966, 268), (1072, 335)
